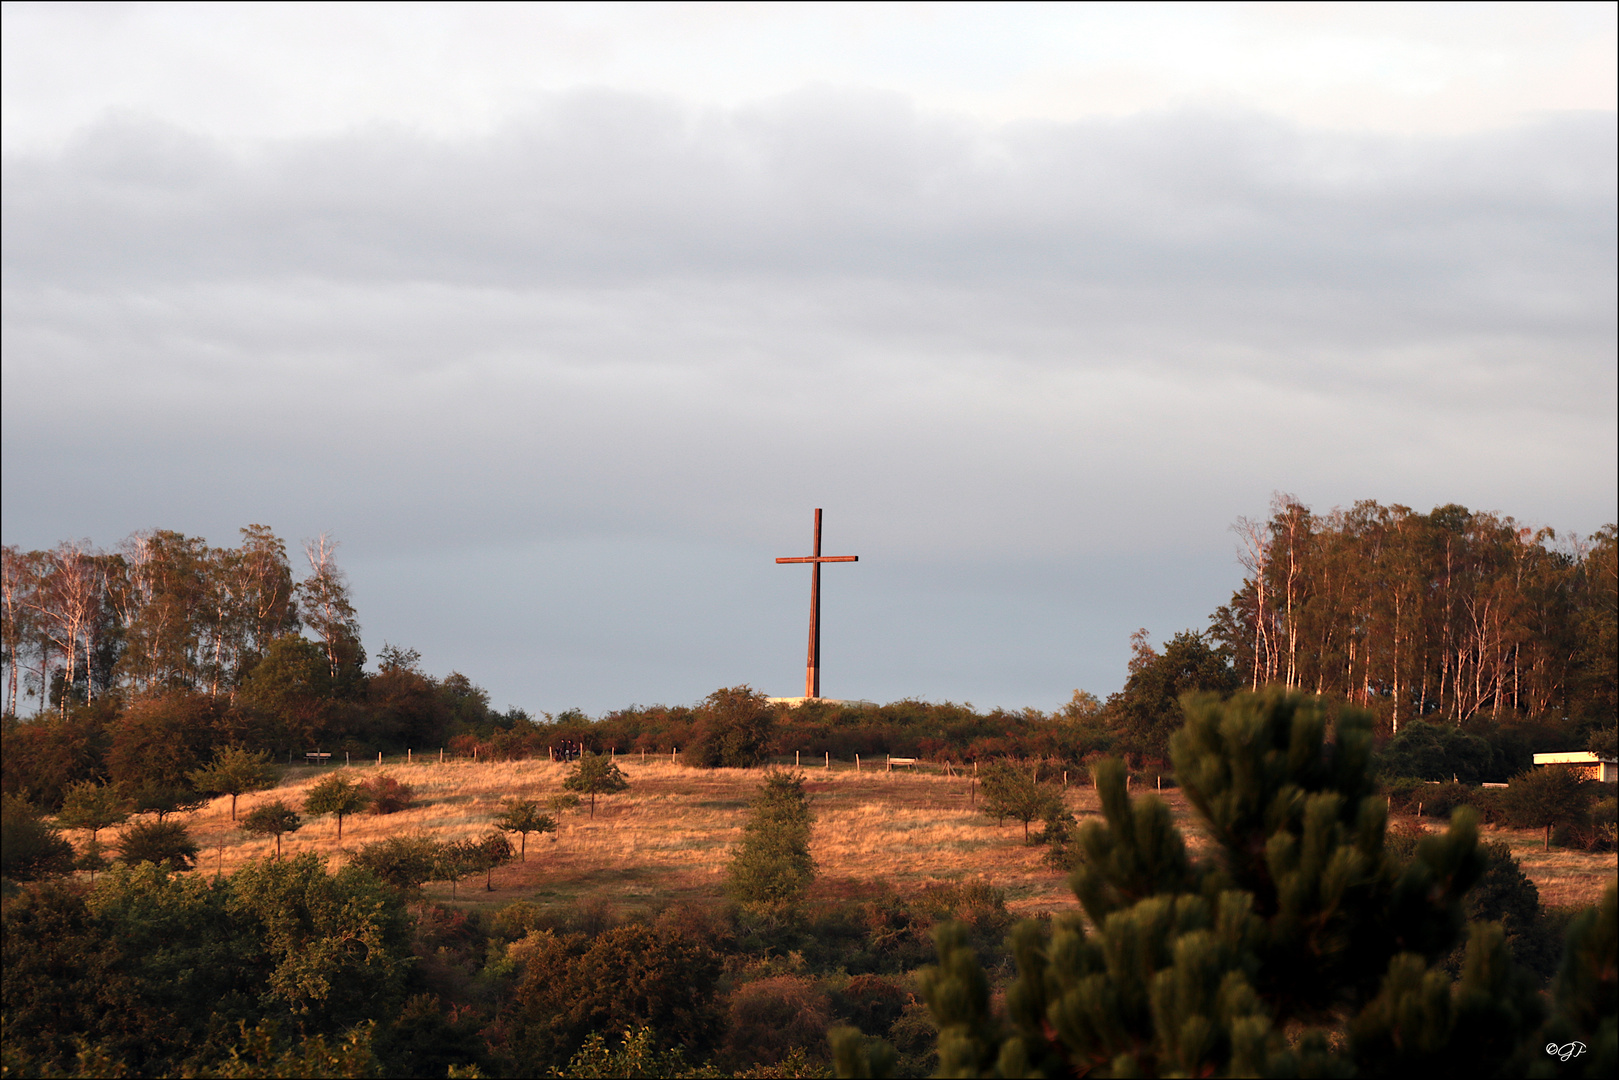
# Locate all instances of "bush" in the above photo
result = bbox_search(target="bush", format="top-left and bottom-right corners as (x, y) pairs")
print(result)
(1452, 840), (1556, 980)
(1378, 720), (1493, 784)
(692, 686), (777, 768)
(349, 833), (438, 896)
(836, 974), (907, 1036)
(723, 975), (832, 1069)
(362, 773), (414, 815)
(505, 923), (723, 1070)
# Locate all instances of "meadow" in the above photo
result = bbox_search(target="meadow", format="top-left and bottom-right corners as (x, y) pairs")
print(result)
(175, 755), (1616, 918)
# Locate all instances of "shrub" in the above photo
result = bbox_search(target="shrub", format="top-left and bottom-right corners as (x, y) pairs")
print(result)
(362, 773), (414, 815)
(1451, 840), (1555, 980)
(1378, 720), (1493, 784)
(723, 975), (832, 1069)
(349, 833), (438, 896)
(505, 923), (723, 1070)
(836, 974), (907, 1036)
(692, 686), (777, 768)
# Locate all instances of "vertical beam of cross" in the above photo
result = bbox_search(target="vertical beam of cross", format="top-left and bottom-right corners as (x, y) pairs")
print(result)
(776, 508), (858, 698)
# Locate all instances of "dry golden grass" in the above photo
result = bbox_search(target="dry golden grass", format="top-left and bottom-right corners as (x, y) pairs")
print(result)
(89, 760), (1616, 916)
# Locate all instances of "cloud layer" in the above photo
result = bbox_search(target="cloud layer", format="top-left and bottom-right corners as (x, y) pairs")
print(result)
(3, 91), (1614, 710)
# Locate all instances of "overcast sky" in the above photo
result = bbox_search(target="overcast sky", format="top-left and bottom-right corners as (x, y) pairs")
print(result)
(3, 2), (1615, 715)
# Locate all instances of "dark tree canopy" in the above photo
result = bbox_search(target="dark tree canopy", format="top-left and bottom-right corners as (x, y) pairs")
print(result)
(692, 685), (777, 768)
(0, 792), (75, 881)
(1105, 630), (1237, 761)
(116, 819), (199, 871)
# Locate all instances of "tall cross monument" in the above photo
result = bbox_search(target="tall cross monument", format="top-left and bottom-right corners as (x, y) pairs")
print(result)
(776, 508), (858, 699)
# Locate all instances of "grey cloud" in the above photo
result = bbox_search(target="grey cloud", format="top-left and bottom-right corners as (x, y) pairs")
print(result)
(3, 91), (1613, 710)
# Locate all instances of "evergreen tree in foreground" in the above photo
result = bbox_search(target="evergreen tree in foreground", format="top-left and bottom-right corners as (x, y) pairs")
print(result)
(834, 690), (1618, 1078)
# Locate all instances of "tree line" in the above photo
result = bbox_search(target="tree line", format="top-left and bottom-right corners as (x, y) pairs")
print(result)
(4, 504), (1614, 816)
(2, 526), (357, 713)
(1211, 497), (1617, 732)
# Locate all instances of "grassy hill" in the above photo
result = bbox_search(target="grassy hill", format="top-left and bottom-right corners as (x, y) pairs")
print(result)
(156, 756), (1615, 918)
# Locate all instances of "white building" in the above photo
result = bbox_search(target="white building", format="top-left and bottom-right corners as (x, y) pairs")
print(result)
(1532, 751), (1619, 783)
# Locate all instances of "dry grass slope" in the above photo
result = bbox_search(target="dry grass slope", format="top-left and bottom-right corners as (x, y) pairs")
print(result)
(142, 759), (1614, 917)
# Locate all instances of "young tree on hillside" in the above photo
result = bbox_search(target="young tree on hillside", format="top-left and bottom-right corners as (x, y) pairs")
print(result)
(303, 773), (371, 840)
(56, 780), (131, 850)
(1501, 765), (1595, 851)
(833, 690), (1602, 1078)
(493, 798), (556, 861)
(977, 762), (1063, 842)
(563, 752), (629, 818)
(726, 770), (816, 910)
(462, 831), (516, 891)
(239, 800), (301, 859)
(430, 838), (478, 900)
(188, 746), (277, 821)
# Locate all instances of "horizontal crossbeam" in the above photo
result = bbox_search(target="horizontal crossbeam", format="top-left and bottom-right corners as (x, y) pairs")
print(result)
(775, 556), (859, 564)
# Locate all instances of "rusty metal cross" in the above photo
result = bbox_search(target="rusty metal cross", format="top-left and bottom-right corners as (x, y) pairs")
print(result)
(776, 508), (858, 699)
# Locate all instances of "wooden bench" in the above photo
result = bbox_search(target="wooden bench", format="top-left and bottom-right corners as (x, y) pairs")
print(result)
(305, 752), (332, 765)
(886, 756), (917, 772)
